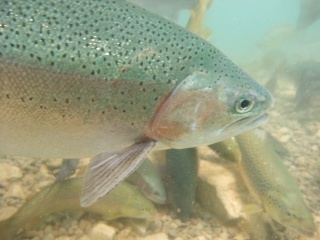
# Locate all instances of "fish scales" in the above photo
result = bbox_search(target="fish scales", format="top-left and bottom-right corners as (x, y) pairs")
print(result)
(1, 0), (260, 157)
(0, 0), (273, 206)
(236, 129), (316, 236)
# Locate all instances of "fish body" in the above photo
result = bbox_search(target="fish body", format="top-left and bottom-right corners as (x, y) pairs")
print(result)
(166, 148), (198, 221)
(55, 158), (80, 182)
(126, 158), (167, 204)
(0, 177), (156, 240)
(297, 0), (320, 30)
(0, 0), (273, 206)
(208, 137), (241, 163)
(285, 61), (320, 110)
(236, 129), (316, 236)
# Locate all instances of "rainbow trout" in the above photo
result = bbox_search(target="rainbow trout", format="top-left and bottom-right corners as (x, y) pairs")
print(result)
(0, 0), (273, 207)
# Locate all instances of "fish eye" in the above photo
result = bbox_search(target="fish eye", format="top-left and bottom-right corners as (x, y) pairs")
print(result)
(235, 97), (255, 113)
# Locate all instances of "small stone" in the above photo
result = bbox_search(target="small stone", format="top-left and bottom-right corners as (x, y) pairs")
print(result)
(43, 233), (55, 240)
(195, 236), (206, 240)
(0, 163), (23, 181)
(143, 232), (169, 240)
(89, 222), (116, 240)
(55, 237), (72, 240)
(167, 228), (178, 238)
(197, 160), (243, 222)
(279, 134), (291, 143)
(46, 159), (63, 169)
(316, 129), (320, 138)
(311, 145), (318, 152)
(0, 206), (18, 221)
(38, 165), (55, 180)
(44, 225), (53, 235)
(132, 222), (148, 236)
(4, 184), (26, 200)
(79, 219), (92, 231)
(74, 228), (84, 237)
(148, 219), (162, 232)
(78, 235), (91, 240)
(278, 127), (289, 134)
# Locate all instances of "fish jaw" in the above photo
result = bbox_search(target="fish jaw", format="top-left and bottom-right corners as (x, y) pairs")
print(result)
(146, 70), (273, 149)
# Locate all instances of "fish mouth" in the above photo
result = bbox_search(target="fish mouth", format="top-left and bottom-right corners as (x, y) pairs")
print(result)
(224, 113), (269, 136)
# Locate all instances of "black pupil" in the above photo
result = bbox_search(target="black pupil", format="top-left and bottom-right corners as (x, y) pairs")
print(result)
(240, 99), (250, 109)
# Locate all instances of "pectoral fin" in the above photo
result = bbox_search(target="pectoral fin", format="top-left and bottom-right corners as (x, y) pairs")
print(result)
(81, 139), (156, 207)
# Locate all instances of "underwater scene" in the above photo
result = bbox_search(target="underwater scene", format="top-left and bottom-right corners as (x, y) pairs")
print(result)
(0, 0), (319, 239)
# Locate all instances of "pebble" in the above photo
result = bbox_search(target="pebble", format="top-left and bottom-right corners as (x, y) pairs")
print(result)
(0, 163), (23, 181)
(0, 206), (18, 221)
(278, 127), (289, 134)
(197, 160), (243, 221)
(4, 183), (26, 200)
(43, 233), (55, 240)
(46, 159), (63, 169)
(311, 145), (318, 152)
(143, 232), (169, 240)
(132, 221), (148, 236)
(280, 134), (291, 143)
(174, 237), (184, 240)
(38, 165), (55, 180)
(79, 219), (92, 232)
(89, 222), (117, 240)
(78, 235), (91, 240)
(55, 237), (72, 240)
(316, 129), (320, 138)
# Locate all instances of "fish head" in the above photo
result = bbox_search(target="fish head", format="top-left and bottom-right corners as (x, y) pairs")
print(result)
(147, 67), (274, 149)
(262, 191), (316, 236)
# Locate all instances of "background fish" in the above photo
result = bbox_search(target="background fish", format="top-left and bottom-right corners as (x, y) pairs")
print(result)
(126, 158), (167, 204)
(236, 129), (316, 236)
(297, 0), (320, 30)
(285, 61), (320, 110)
(0, 177), (156, 240)
(0, 0), (273, 207)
